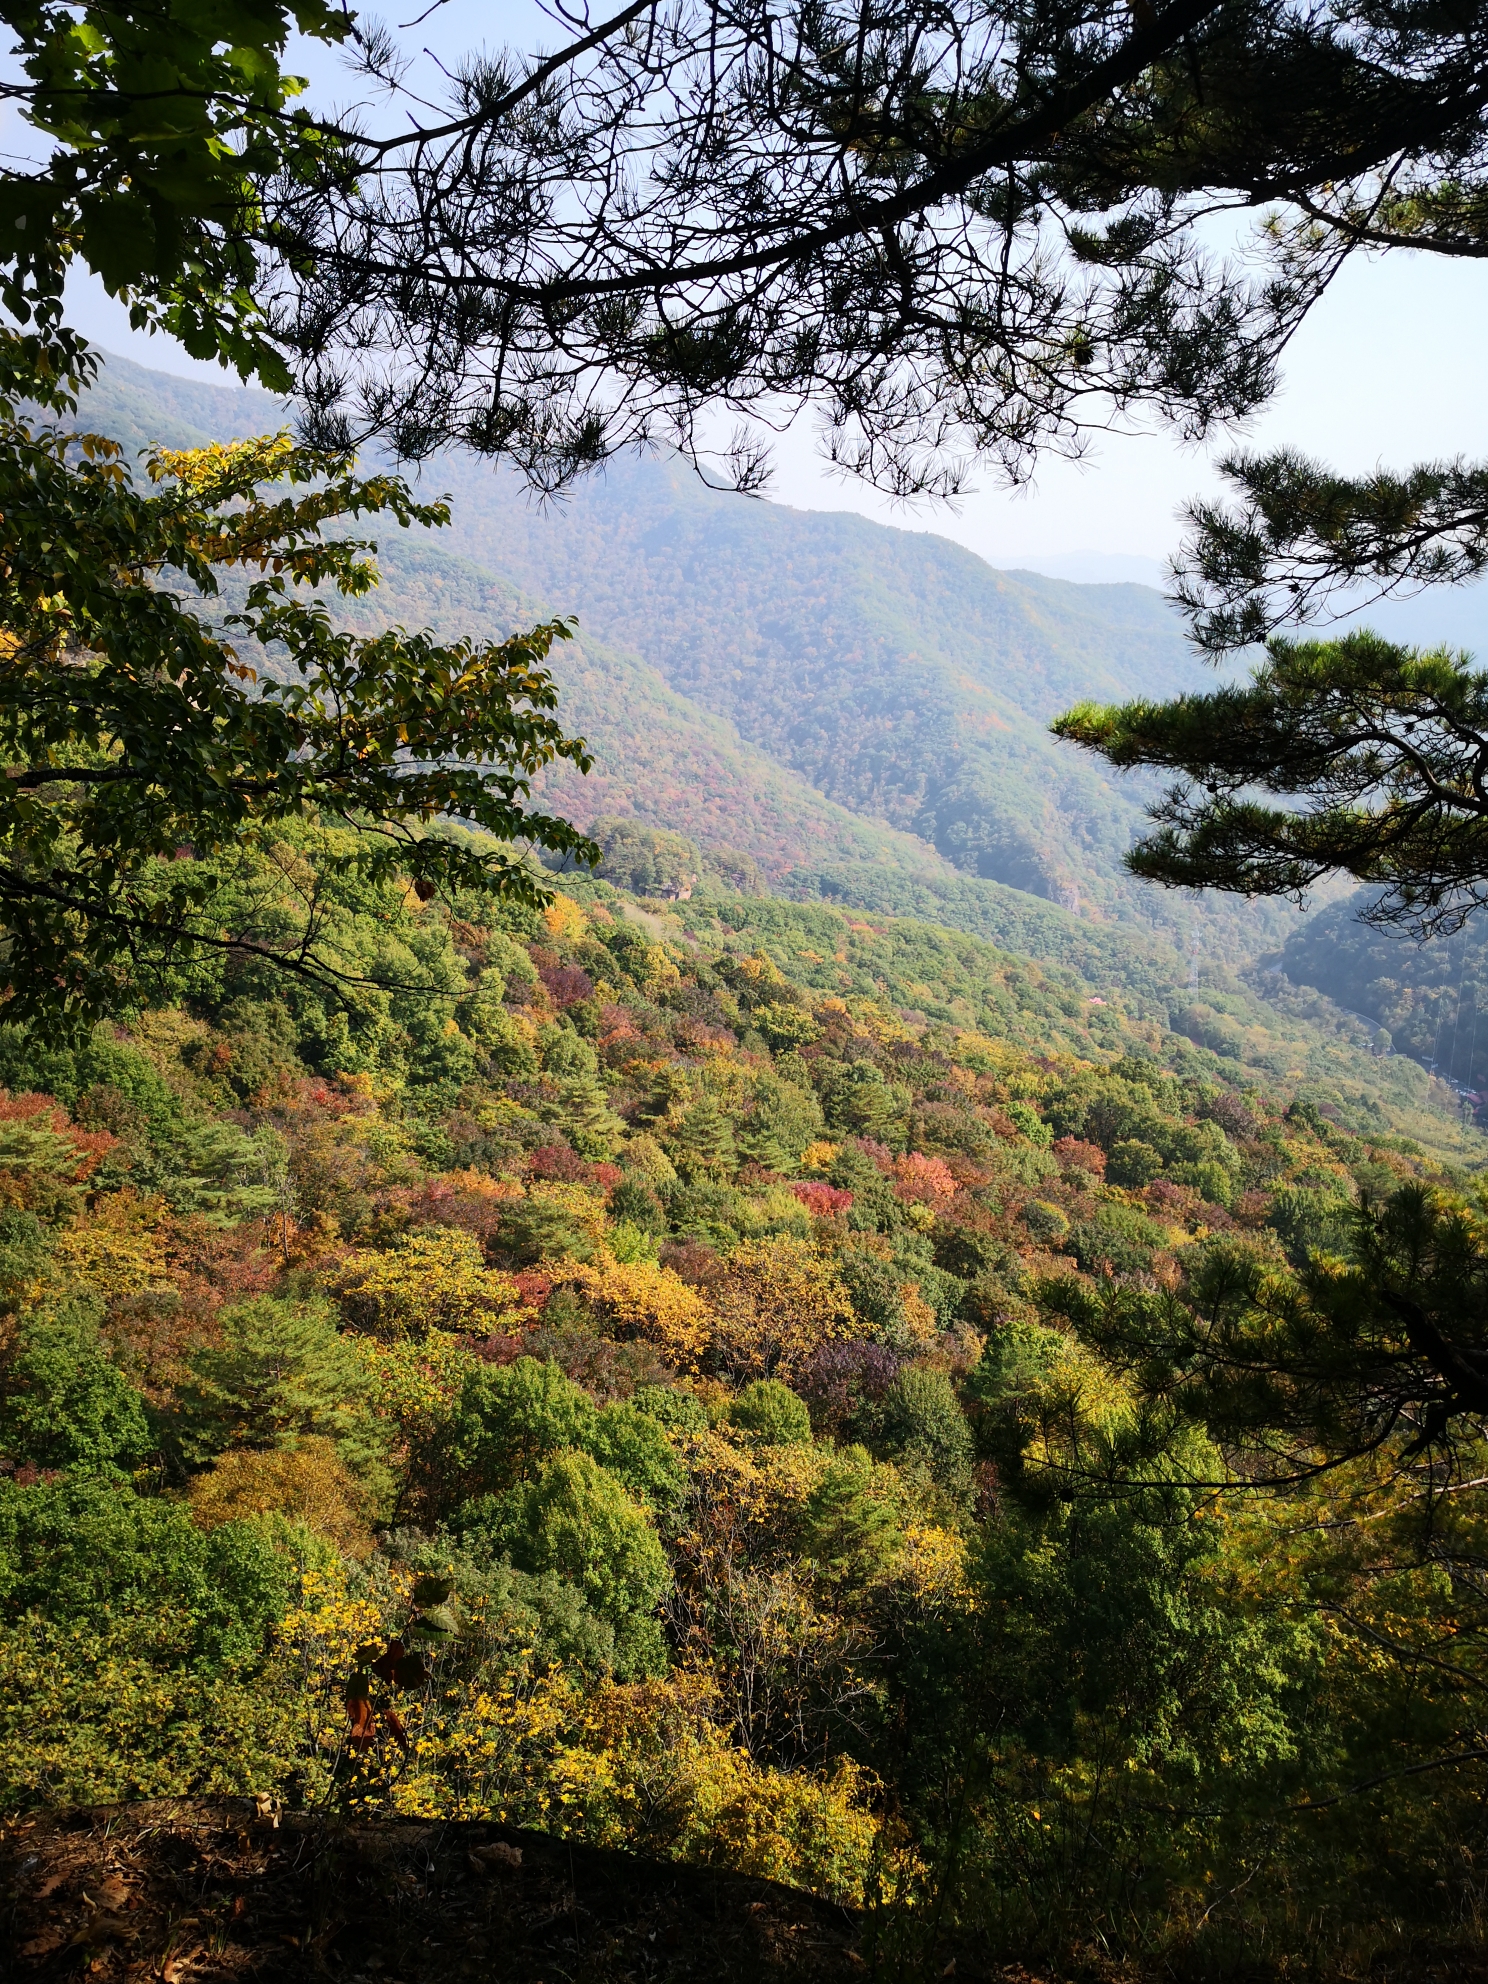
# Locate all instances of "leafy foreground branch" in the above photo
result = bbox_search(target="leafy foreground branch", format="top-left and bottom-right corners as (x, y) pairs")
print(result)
(1171, 450), (1488, 655)
(11, 0), (1488, 506)
(0, 335), (594, 1024)
(262, 0), (1488, 495)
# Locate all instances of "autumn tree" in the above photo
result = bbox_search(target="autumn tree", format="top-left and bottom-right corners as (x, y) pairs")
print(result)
(711, 1238), (854, 1382)
(0, 6), (594, 1027)
(0, 394), (595, 1022)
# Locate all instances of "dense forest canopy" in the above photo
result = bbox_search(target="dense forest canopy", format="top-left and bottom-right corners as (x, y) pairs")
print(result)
(1279, 887), (1488, 1094)
(1, 839), (1486, 1967)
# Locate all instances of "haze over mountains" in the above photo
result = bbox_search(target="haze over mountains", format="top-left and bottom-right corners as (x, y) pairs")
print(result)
(83, 352), (1293, 972)
(431, 448), (1200, 904)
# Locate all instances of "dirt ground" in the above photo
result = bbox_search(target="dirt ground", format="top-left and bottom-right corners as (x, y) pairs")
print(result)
(0, 1801), (966, 1982)
(8, 1803), (1488, 1984)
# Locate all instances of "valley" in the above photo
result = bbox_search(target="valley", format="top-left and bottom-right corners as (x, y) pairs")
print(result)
(80, 355), (1291, 973)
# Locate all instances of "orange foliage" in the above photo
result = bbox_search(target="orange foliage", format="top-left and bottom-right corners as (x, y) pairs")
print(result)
(599, 1006), (641, 1053)
(380, 1168), (521, 1249)
(889, 1152), (958, 1206)
(0, 1092), (115, 1177)
(541, 893), (588, 943)
(167, 1214), (285, 1305)
(1053, 1137), (1107, 1179)
(0, 1091), (117, 1216)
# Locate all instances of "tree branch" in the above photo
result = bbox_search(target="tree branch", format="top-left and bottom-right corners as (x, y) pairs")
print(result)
(318, 0), (1228, 305)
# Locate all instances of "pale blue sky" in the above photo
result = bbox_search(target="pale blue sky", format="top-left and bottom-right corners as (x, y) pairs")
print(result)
(50, 2), (1488, 599)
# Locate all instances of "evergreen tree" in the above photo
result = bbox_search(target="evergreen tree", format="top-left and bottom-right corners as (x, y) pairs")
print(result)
(729, 1379), (814, 1448)
(13, 0), (1488, 517)
(1049, 1181), (1488, 1474)
(459, 1450), (671, 1679)
(1055, 632), (1488, 936)
(438, 1356), (599, 1504)
(880, 1365), (975, 1491)
(735, 1073), (825, 1172)
(665, 1092), (737, 1180)
(173, 1297), (381, 1477)
(261, 0), (1488, 503)
(543, 1028), (625, 1160)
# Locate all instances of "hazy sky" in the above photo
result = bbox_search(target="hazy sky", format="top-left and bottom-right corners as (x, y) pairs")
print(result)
(53, 1), (1488, 591)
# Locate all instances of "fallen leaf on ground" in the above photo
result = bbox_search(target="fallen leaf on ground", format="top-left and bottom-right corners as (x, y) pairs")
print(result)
(68, 1909), (136, 1949)
(19, 1927), (67, 1957)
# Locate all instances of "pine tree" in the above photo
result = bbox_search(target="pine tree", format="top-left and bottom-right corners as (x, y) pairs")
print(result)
(664, 1092), (737, 1179)
(1055, 632), (1488, 936)
(173, 1297), (383, 1480)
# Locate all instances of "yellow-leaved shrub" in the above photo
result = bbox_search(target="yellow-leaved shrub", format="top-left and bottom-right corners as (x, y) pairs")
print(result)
(274, 1570), (887, 1905)
(186, 1437), (379, 1556)
(558, 1255), (713, 1368)
(52, 1190), (174, 1300)
(709, 1236), (854, 1381)
(330, 1229), (520, 1337)
(554, 1677), (886, 1904)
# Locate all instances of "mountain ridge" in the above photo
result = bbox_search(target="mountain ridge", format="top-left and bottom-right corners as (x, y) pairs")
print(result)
(72, 351), (1289, 973)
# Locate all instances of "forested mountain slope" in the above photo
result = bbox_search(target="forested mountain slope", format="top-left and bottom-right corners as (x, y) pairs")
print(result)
(1279, 890), (1488, 1097)
(433, 448), (1194, 914)
(77, 359), (1007, 898)
(74, 354), (1281, 966)
(0, 840), (1483, 1971)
